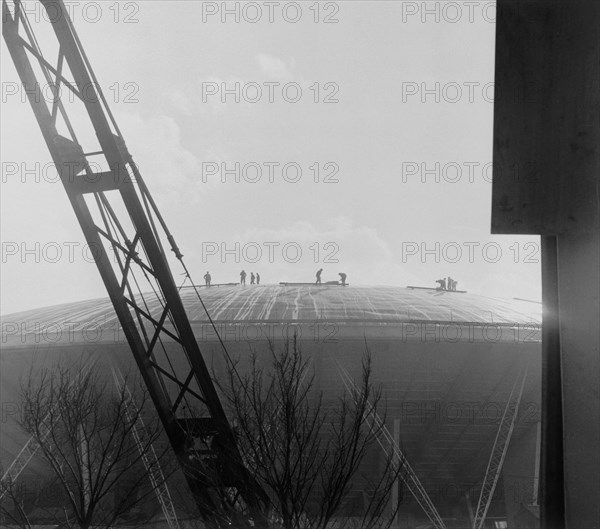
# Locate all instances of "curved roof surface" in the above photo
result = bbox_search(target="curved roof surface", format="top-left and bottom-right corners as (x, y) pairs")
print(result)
(1, 285), (541, 328)
(1, 286), (542, 510)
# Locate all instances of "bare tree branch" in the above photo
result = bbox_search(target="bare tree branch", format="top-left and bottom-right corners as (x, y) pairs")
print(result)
(214, 337), (403, 529)
(17, 356), (175, 529)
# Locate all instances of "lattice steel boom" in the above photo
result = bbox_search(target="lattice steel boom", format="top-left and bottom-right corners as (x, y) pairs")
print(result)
(337, 364), (447, 529)
(111, 367), (180, 529)
(472, 365), (529, 529)
(2, 1), (267, 526)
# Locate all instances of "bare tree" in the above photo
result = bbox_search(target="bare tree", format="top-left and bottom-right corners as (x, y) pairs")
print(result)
(0, 474), (33, 529)
(215, 337), (403, 529)
(18, 358), (174, 529)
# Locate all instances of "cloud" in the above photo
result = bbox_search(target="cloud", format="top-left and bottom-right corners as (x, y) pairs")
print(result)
(169, 90), (193, 116)
(197, 74), (248, 115)
(189, 216), (420, 287)
(256, 53), (295, 82)
(116, 112), (202, 204)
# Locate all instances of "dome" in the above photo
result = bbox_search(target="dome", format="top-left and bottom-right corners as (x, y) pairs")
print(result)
(1, 285), (541, 525)
(1, 285), (541, 347)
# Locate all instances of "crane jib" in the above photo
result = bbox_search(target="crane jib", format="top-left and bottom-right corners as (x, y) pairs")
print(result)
(2, 0), (268, 526)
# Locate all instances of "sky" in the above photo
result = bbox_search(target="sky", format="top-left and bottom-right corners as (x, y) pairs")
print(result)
(0, 0), (541, 315)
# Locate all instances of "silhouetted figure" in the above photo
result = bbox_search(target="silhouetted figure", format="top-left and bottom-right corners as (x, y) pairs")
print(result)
(250, 272), (255, 285)
(240, 270), (246, 285)
(435, 278), (446, 290)
(338, 272), (347, 286)
(256, 273), (260, 285)
(316, 268), (323, 285)
(204, 271), (211, 287)
(452, 280), (458, 291)
(447, 276), (455, 291)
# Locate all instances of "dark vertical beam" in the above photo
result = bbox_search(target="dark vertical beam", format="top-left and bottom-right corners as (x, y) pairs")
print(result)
(540, 236), (565, 529)
(493, 2), (600, 528)
(555, 232), (600, 529)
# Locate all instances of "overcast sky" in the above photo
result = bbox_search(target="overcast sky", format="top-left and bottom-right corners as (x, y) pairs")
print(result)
(0, 1), (541, 315)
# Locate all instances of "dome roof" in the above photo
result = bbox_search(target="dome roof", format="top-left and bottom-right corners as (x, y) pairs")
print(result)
(1, 285), (542, 348)
(0, 285), (542, 518)
(2, 285), (541, 330)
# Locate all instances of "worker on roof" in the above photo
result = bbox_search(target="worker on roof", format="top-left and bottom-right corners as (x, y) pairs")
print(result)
(436, 278), (446, 290)
(338, 272), (347, 286)
(316, 268), (323, 285)
(204, 271), (211, 287)
(240, 270), (246, 285)
(250, 272), (255, 285)
(256, 273), (260, 285)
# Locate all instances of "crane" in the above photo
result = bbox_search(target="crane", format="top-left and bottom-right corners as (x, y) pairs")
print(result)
(1, 1), (268, 526)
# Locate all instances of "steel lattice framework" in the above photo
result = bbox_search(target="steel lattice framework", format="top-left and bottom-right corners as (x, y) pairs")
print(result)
(111, 367), (180, 529)
(2, 1), (267, 526)
(336, 363), (447, 529)
(472, 365), (529, 529)
(0, 359), (94, 500)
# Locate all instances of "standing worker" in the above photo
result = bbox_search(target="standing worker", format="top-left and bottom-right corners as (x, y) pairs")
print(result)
(240, 270), (247, 285)
(338, 272), (347, 286)
(316, 268), (323, 285)
(256, 273), (260, 285)
(250, 272), (255, 285)
(204, 271), (211, 287)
